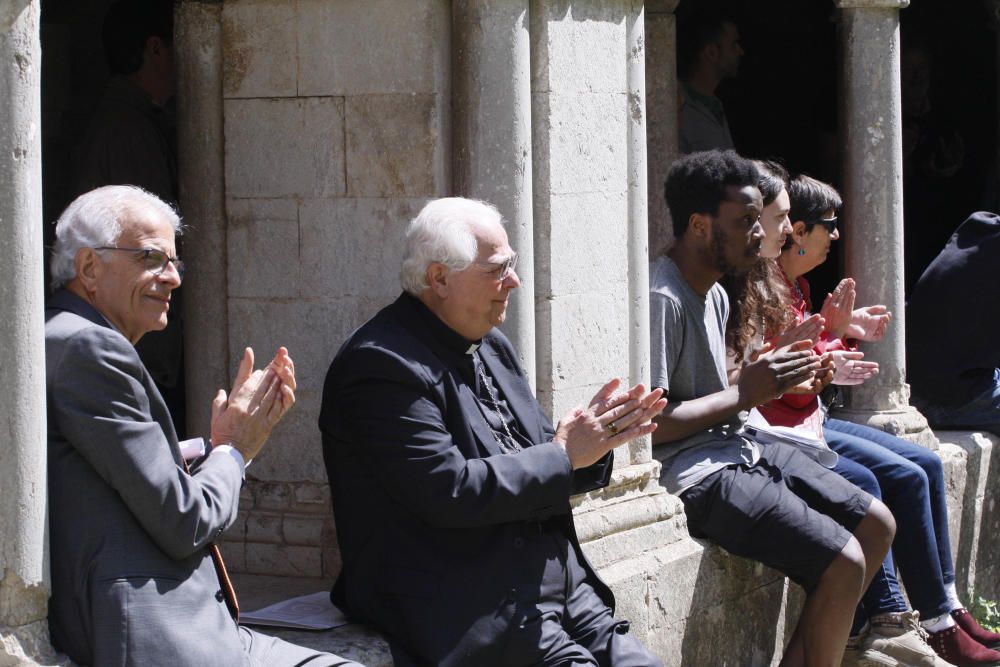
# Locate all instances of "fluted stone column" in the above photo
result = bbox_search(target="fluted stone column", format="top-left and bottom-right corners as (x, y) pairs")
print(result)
(644, 0), (681, 258)
(452, 0), (536, 386)
(834, 0), (933, 444)
(175, 1), (229, 438)
(529, 5), (677, 651)
(626, 2), (652, 466)
(0, 1), (56, 662)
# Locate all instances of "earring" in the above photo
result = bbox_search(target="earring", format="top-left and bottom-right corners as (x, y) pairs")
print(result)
(797, 246), (806, 256)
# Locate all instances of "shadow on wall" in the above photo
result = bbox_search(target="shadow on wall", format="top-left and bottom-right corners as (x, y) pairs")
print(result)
(678, 543), (802, 666)
(974, 439), (1000, 601)
(964, 436), (1000, 602)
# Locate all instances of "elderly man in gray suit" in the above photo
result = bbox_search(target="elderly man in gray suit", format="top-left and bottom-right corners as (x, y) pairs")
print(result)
(45, 185), (360, 667)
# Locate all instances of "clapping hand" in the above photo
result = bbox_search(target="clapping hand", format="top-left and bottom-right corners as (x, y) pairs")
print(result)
(210, 347), (297, 462)
(737, 340), (822, 407)
(770, 314), (825, 351)
(820, 278), (857, 339)
(846, 305), (891, 342)
(807, 352), (836, 393)
(831, 350), (879, 385)
(783, 351), (836, 395)
(554, 379), (667, 470)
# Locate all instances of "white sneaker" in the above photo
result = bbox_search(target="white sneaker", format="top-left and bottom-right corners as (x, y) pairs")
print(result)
(843, 628), (900, 666)
(866, 611), (957, 667)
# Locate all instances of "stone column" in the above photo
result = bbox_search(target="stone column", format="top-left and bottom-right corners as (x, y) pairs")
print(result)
(452, 0), (536, 386)
(625, 1), (652, 466)
(0, 1), (55, 662)
(175, 1), (229, 438)
(644, 0), (681, 258)
(833, 0), (933, 443)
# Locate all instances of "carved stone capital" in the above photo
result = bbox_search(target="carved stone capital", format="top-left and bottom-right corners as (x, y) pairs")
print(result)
(835, 0), (909, 8)
(645, 0), (680, 15)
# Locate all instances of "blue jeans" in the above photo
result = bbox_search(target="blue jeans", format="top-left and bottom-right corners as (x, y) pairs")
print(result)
(914, 368), (1000, 434)
(825, 418), (954, 623)
(830, 452), (908, 634)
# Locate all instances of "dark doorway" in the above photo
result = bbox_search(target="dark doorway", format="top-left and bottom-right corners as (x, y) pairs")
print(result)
(676, 0), (997, 299)
(41, 0), (187, 437)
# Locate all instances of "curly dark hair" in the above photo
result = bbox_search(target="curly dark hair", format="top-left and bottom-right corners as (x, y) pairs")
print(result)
(721, 259), (793, 364)
(664, 150), (759, 239)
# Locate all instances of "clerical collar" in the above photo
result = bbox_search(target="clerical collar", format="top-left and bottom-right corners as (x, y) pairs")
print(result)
(402, 292), (483, 357)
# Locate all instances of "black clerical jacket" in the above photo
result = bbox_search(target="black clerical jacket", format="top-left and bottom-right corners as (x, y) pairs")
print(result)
(319, 293), (614, 666)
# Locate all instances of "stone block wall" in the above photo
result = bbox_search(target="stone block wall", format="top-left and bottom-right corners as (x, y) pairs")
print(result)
(531, 0), (634, 419)
(213, 0), (659, 578)
(217, 0), (450, 577)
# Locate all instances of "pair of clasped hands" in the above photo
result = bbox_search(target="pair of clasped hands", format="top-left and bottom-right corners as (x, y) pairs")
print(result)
(741, 278), (892, 405)
(553, 380), (668, 470)
(209, 346), (297, 463)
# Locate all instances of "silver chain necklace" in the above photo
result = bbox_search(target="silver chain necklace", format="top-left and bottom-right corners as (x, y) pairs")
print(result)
(475, 358), (522, 454)
(790, 278), (806, 304)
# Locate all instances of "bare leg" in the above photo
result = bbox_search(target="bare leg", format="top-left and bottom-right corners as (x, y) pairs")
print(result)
(781, 540), (865, 667)
(781, 500), (895, 667)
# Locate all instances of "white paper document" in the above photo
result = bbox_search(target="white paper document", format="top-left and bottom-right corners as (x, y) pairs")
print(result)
(241, 591), (351, 631)
(178, 437), (206, 462)
(742, 408), (839, 469)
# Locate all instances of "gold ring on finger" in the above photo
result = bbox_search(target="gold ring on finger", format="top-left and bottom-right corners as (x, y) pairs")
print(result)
(606, 421), (619, 435)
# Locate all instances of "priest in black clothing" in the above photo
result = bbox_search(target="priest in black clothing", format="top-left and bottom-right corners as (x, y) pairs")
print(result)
(319, 197), (666, 667)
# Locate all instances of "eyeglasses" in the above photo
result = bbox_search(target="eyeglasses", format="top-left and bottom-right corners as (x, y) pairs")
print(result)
(812, 216), (838, 234)
(94, 246), (185, 279)
(474, 253), (518, 281)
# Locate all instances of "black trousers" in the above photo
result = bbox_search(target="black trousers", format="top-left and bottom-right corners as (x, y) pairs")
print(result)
(498, 532), (663, 667)
(389, 527), (662, 667)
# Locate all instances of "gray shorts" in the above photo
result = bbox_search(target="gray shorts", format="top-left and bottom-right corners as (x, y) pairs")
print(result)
(679, 442), (873, 593)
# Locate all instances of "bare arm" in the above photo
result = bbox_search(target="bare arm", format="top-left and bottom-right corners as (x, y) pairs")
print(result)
(653, 341), (821, 445)
(652, 385), (744, 444)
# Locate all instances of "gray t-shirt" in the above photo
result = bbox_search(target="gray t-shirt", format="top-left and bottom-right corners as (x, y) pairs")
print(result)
(679, 83), (735, 154)
(649, 256), (758, 494)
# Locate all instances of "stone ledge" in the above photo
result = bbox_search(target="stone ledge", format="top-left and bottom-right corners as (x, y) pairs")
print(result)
(232, 574), (392, 667)
(0, 618), (69, 666)
(229, 428), (1000, 667)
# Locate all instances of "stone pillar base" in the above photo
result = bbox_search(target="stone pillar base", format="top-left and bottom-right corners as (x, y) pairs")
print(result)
(832, 404), (939, 449)
(571, 461), (674, 567)
(0, 619), (68, 666)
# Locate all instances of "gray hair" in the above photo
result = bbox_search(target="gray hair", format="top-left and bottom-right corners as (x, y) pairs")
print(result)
(399, 197), (504, 296)
(50, 185), (182, 289)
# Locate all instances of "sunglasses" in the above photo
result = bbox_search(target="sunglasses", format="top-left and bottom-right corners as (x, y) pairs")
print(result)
(812, 216), (838, 234)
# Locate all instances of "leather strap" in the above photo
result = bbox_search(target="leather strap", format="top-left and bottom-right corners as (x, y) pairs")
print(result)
(181, 457), (240, 621)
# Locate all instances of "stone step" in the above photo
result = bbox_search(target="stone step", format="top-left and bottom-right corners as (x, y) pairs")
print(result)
(229, 429), (1000, 667)
(231, 574), (392, 667)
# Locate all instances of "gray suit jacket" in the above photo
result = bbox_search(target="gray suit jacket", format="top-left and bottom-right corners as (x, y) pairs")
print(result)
(45, 290), (245, 666)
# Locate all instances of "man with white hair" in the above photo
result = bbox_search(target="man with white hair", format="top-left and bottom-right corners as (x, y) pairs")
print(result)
(320, 197), (666, 666)
(45, 185), (360, 666)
